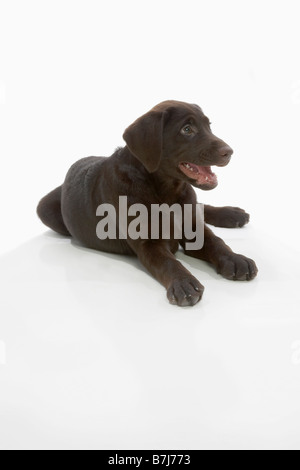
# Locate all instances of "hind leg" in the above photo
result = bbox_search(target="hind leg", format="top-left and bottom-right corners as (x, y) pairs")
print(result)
(37, 186), (71, 236)
(204, 205), (250, 228)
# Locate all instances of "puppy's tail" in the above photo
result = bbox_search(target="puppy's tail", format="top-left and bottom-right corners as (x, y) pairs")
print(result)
(37, 185), (71, 236)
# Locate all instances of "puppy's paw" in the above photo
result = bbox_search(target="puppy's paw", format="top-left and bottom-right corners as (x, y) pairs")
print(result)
(224, 207), (250, 228)
(167, 277), (204, 307)
(208, 206), (250, 228)
(216, 253), (258, 281)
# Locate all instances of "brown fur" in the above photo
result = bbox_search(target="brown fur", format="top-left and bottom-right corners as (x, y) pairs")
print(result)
(37, 100), (257, 306)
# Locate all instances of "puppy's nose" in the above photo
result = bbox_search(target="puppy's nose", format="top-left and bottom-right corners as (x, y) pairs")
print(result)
(219, 145), (233, 158)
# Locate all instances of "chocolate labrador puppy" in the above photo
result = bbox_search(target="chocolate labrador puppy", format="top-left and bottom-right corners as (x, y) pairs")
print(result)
(37, 100), (258, 306)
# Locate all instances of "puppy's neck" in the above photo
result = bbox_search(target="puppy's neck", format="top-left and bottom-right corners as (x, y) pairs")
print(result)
(150, 170), (188, 205)
(120, 146), (188, 204)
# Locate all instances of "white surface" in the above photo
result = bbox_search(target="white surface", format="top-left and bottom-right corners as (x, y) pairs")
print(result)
(1, 0), (300, 450)
(1, 227), (300, 450)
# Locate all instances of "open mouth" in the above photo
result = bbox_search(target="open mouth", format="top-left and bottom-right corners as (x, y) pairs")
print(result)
(178, 162), (218, 187)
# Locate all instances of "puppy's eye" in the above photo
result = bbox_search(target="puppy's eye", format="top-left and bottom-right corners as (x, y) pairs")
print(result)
(181, 125), (193, 135)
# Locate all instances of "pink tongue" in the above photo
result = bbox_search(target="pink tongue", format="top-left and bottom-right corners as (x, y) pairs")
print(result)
(196, 166), (215, 184)
(188, 163), (201, 173)
(179, 162), (217, 186)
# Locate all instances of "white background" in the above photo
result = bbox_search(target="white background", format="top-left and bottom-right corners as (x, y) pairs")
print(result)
(1, 0), (300, 450)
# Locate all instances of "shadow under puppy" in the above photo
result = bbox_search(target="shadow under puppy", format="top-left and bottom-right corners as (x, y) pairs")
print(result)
(37, 100), (258, 306)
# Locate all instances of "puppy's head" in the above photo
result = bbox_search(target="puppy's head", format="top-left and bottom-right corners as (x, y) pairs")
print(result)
(123, 100), (233, 190)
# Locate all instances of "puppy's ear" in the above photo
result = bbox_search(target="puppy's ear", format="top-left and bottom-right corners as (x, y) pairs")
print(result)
(123, 110), (165, 173)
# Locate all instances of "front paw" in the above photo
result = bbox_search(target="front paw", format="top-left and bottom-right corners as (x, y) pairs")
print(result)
(212, 207), (250, 228)
(167, 277), (204, 307)
(225, 207), (250, 228)
(216, 253), (258, 281)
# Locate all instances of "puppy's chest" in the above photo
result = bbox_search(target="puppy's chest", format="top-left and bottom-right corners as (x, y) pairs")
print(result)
(147, 178), (186, 206)
(117, 165), (186, 206)
(136, 185), (182, 207)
